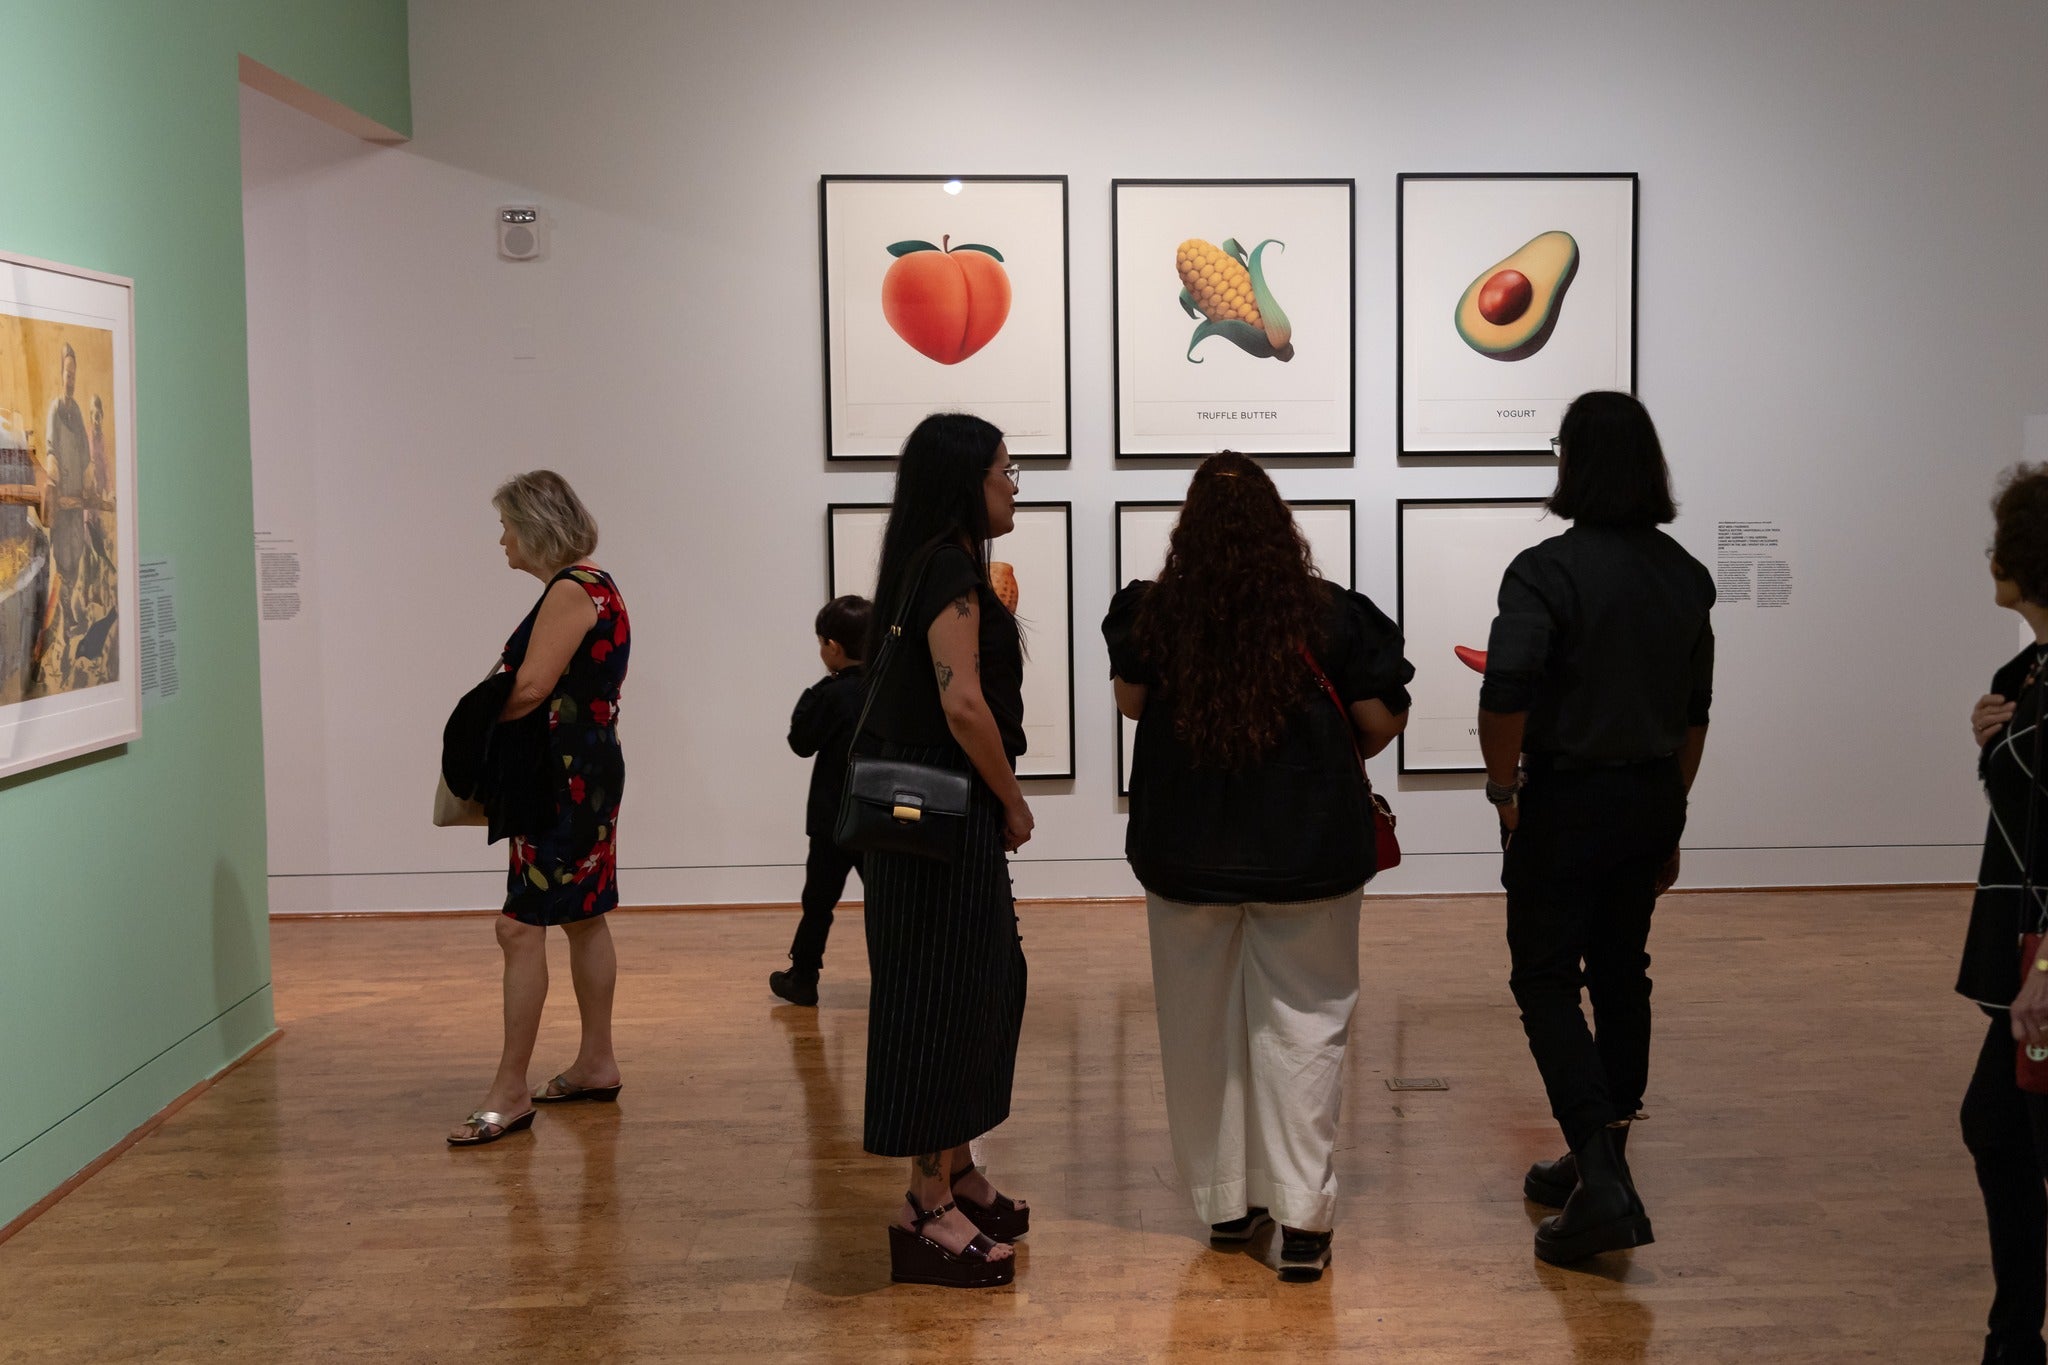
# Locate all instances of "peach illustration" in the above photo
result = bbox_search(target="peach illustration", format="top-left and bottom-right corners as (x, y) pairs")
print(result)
(881, 235), (1012, 365)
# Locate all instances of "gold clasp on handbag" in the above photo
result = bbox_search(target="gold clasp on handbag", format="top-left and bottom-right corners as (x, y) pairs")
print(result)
(891, 805), (922, 823)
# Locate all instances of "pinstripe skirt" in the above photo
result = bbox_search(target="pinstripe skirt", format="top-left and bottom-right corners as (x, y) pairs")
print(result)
(861, 742), (1028, 1157)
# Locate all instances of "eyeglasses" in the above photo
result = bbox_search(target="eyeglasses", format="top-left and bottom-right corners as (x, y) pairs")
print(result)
(1000, 465), (1022, 490)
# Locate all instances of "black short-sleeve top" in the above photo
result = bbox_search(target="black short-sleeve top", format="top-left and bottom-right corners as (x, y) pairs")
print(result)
(1478, 524), (1716, 765)
(864, 543), (1027, 759)
(1104, 579), (1414, 904)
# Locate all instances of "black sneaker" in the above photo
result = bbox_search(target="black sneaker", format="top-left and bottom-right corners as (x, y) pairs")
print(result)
(769, 970), (819, 1007)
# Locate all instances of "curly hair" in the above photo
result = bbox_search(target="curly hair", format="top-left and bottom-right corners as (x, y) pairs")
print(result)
(1130, 452), (1329, 769)
(1993, 463), (2048, 605)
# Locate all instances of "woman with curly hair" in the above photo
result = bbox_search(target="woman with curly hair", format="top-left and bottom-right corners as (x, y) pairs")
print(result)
(1102, 452), (1412, 1282)
(1961, 465), (2048, 1365)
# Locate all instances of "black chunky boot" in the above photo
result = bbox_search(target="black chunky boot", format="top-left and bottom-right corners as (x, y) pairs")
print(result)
(769, 969), (819, 1007)
(1533, 1125), (1653, 1265)
(1525, 1121), (1631, 1208)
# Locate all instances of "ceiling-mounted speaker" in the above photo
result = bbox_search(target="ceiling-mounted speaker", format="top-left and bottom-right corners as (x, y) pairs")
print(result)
(497, 206), (544, 261)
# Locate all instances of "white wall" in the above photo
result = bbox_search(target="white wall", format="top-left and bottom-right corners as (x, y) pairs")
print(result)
(243, 0), (2048, 913)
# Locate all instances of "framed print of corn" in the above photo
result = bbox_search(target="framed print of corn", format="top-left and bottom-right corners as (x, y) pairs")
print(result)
(1112, 180), (1354, 459)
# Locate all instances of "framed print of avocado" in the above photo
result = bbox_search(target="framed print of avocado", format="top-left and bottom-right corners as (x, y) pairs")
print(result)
(827, 501), (1074, 779)
(820, 176), (1070, 460)
(1398, 173), (1636, 458)
(1114, 180), (1354, 458)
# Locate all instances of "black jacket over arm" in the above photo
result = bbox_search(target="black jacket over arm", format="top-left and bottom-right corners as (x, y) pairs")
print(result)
(441, 672), (550, 844)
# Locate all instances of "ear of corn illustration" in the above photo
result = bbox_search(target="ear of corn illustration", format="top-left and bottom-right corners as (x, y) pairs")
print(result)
(1174, 237), (1293, 362)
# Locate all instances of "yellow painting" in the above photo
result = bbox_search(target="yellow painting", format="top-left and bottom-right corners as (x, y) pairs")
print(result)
(0, 311), (121, 704)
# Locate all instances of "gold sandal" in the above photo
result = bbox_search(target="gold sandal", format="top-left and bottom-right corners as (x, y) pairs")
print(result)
(532, 1074), (622, 1104)
(447, 1108), (536, 1146)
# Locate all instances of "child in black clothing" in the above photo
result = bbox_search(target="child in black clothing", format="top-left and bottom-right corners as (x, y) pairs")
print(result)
(770, 595), (872, 1007)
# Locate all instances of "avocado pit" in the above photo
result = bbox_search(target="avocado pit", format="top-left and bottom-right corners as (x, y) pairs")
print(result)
(1477, 269), (1532, 326)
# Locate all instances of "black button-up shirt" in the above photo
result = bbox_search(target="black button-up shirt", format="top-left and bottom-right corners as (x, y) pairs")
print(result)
(1478, 524), (1715, 764)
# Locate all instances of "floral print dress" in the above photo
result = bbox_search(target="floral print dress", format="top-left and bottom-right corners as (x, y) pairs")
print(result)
(501, 566), (629, 926)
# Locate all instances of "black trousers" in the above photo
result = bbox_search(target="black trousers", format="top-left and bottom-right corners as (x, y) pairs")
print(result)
(1503, 758), (1686, 1147)
(787, 837), (862, 974)
(1964, 1012), (2048, 1362)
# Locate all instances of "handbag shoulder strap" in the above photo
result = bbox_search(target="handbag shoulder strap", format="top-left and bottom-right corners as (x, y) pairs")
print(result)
(1301, 646), (1370, 785)
(844, 542), (953, 755)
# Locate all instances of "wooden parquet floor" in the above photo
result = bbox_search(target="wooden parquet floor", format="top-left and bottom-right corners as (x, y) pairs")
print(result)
(0, 890), (1998, 1362)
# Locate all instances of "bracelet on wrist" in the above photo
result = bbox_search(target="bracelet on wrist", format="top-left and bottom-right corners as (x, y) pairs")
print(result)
(1484, 778), (1521, 806)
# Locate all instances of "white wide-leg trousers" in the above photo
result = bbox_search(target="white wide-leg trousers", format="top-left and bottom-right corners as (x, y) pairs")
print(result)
(1146, 888), (1363, 1233)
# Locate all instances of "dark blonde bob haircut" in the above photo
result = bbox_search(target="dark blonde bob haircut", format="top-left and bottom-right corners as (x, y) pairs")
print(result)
(493, 470), (598, 571)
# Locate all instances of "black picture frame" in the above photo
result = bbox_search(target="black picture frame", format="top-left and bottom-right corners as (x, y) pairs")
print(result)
(1111, 178), (1356, 460)
(1394, 496), (1552, 774)
(819, 175), (1072, 462)
(826, 500), (1076, 781)
(1111, 498), (1357, 795)
(1396, 172), (1638, 459)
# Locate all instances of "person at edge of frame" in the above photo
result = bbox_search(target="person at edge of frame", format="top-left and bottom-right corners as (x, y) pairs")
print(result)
(1960, 463), (2048, 1365)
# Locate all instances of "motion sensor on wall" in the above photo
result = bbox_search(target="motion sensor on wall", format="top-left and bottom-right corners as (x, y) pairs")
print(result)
(497, 206), (545, 261)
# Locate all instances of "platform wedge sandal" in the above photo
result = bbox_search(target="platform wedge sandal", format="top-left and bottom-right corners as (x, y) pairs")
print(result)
(951, 1161), (1029, 1242)
(887, 1191), (1015, 1289)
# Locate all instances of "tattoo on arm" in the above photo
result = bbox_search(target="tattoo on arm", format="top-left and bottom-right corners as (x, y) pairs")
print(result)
(949, 594), (973, 619)
(972, 651), (980, 675)
(915, 1152), (944, 1178)
(935, 660), (954, 692)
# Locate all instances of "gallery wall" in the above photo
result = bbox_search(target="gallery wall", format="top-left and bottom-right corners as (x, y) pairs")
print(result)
(242, 0), (2048, 915)
(0, 2), (410, 1229)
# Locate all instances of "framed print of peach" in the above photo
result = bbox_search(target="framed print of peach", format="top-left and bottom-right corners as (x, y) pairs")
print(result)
(820, 176), (1070, 461)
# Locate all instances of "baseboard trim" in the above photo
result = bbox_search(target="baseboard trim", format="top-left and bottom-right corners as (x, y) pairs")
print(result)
(0, 1028), (282, 1248)
(269, 882), (1969, 922)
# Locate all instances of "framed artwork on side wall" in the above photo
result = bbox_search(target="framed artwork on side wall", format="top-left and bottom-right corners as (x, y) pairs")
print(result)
(1113, 179), (1355, 459)
(0, 250), (139, 779)
(820, 175), (1070, 461)
(1398, 173), (1637, 457)
(1396, 498), (1557, 773)
(1113, 498), (1355, 795)
(827, 501), (1074, 779)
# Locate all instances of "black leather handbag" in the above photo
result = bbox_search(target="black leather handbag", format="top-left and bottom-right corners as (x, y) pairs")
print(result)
(833, 548), (972, 862)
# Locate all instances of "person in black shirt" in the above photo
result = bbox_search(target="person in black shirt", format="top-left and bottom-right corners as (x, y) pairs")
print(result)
(1104, 453), (1413, 1283)
(1960, 465), (2048, 1365)
(770, 595), (871, 1008)
(859, 413), (1031, 1290)
(1477, 391), (1714, 1265)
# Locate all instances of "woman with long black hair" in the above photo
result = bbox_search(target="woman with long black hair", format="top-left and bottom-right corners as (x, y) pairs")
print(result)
(859, 412), (1032, 1289)
(1103, 452), (1413, 1283)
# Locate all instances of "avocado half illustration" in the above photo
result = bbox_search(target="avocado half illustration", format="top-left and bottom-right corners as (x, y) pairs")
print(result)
(1454, 231), (1579, 360)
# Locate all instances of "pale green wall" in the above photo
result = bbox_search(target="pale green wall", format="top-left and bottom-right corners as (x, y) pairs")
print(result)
(0, 0), (409, 1229)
